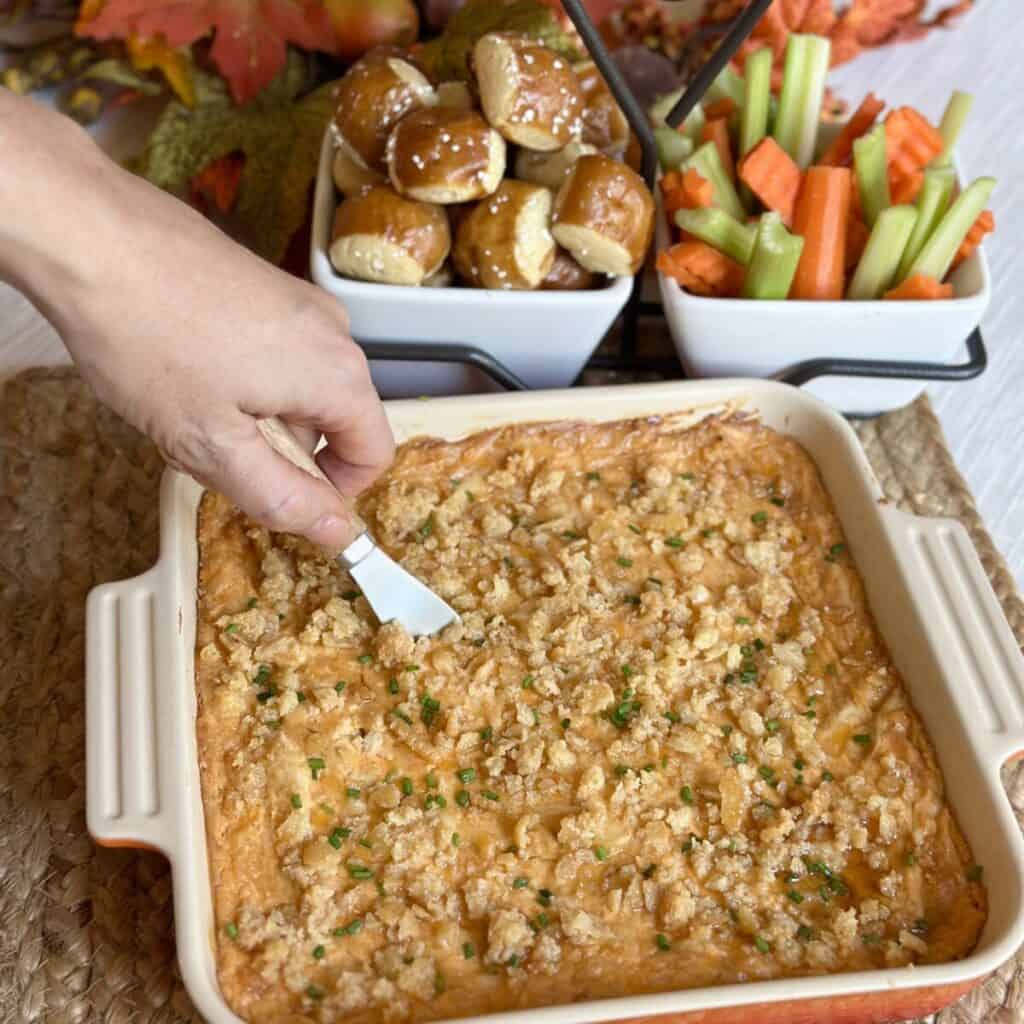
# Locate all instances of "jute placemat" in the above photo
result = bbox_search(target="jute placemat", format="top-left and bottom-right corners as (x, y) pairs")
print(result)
(0, 367), (1021, 1024)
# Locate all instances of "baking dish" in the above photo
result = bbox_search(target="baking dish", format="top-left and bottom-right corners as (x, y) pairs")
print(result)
(309, 133), (633, 398)
(86, 379), (1024, 1024)
(654, 136), (991, 417)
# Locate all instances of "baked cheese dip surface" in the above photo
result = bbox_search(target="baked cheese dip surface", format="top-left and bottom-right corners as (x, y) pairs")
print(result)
(195, 414), (985, 1024)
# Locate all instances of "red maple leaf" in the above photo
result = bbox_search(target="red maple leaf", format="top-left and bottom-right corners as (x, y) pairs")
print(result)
(79, 0), (339, 103)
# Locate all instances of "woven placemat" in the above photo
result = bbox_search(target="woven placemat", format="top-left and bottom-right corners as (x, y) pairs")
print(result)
(0, 367), (1021, 1024)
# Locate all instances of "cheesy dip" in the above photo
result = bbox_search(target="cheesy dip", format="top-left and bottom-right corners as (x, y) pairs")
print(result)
(195, 414), (985, 1024)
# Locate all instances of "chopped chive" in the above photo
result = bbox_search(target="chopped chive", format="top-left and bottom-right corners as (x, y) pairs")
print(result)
(256, 688), (276, 704)
(456, 768), (476, 784)
(334, 680), (347, 694)
(463, 941), (476, 959)
(327, 828), (345, 849)
(537, 889), (552, 906)
(765, 719), (780, 733)
(388, 678), (399, 694)
(754, 638), (765, 651)
(804, 710), (816, 719)
(796, 925), (814, 942)
(346, 919), (364, 935)
(296, 691), (306, 703)
(306, 984), (324, 1001)
(852, 733), (871, 746)
(594, 845), (609, 861)
(341, 589), (360, 601)
(664, 710), (680, 724)
(480, 726), (493, 741)
(253, 665), (271, 686)
(225, 623), (240, 634)
(358, 654), (372, 665)
(751, 511), (768, 524)
(822, 771), (834, 782)
(451, 832), (461, 846)
(680, 785), (695, 805)
(681, 837), (694, 854)
(521, 675), (534, 689)
(863, 932), (882, 946)
(614, 764), (629, 777)
(771, 497), (785, 507)
(405, 664), (419, 673)
(507, 955), (520, 968)
(560, 718), (570, 730)
(424, 794), (447, 809)
(512, 877), (529, 889)
(224, 921), (239, 940)
(721, 725), (733, 736)
(617, 557), (633, 568)
(736, 616), (751, 625)
(586, 471), (601, 481)
(561, 530), (581, 541)
(347, 863), (373, 880)
(655, 933), (671, 952)
(665, 536), (684, 548)
(624, 595), (641, 606)
(481, 790), (500, 801)
(399, 777), (413, 797)
(425, 772), (438, 789)
(758, 766), (775, 782)
(417, 517), (433, 541)
(358, 839), (373, 852)
(308, 757), (326, 780)
(628, 524), (642, 535)
(905, 852), (917, 866)
(731, 752), (748, 764)
(290, 793), (302, 809)
(346, 787), (361, 799)
(456, 790), (470, 807)
(534, 912), (550, 930)
(787, 889), (803, 904)
(621, 664), (634, 679)
(393, 709), (412, 724)
(313, 944), (326, 960)
(754, 935), (771, 954)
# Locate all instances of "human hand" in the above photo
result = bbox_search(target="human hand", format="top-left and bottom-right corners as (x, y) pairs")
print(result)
(0, 92), (394, 551)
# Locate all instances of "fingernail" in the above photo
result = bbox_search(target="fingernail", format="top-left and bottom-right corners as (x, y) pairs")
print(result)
(310, 514), (347, 553)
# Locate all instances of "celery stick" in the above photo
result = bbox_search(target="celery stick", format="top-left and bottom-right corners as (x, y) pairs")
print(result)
(847, 205), (918, 300)
(773, 34), (831, 168)
(674, 208), (757, 266)
(655, 127), (694, 171)
(742, 213), (805, 299)
(706, 66), (746, 108)
(934, 90), (974, 166)
(853, 124), (890, 227)
(908, 176), (996, 282)
(896, 167), (956, 281)
(740, 48), (773, 160)
(682, 141), (746, 222)
(650, 90), (705, 142)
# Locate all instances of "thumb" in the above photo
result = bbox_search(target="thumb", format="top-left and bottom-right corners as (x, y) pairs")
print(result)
(186, 416), (360, 550)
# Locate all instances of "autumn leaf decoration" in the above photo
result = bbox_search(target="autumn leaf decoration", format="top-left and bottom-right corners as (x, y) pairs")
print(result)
(139, 52), (336, 263)
(77, 0), (340, 104)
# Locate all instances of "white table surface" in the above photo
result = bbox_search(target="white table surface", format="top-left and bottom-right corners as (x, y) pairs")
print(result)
(2, 0), (1021, 585)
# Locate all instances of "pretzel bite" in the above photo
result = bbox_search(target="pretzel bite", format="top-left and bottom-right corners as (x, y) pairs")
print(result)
(552, 153), (654, 276)
(387, 107), (506, 204)
(541, 247), (598, 290)
(453, 180), (556, 290)
(332, 53), (436, 173)
(436, 80), (475, 110)
(332, 147), (383, 196)
(573, 60), (630, 155)
(473, 32), (584, 151)
(514, 139), (597, 191)
(330, 185), (450, 286)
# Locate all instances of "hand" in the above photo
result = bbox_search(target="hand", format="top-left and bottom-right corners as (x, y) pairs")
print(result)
(0, 92), (394, 551)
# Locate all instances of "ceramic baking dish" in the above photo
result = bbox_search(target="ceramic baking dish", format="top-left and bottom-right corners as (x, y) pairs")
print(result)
(86, 380), (1024, 1024)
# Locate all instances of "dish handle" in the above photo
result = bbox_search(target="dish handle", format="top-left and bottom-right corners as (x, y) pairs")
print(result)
(883, 508), (1024, 764)
(85, 569), (175, 854)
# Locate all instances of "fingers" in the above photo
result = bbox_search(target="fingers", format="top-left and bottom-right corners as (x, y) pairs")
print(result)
(172, 412), (361, 551)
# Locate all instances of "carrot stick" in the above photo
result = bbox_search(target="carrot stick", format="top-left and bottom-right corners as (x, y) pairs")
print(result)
(656, 240), (745, 297)
(884, 107), (944, 203)
(883, 273), (954, 301)
(790, 165), (852, 300)
(891, 171), (924, 206)
(819, 93), (885, 167)
(738, 137), (802, 227)
(845, 212), (870, 272)
(660, 168), (714, 217)
(704, 97), (738, 120)
(701, 118), (735, 184)
(951, 209), (995, 270)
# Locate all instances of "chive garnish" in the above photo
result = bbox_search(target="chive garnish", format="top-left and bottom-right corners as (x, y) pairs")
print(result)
(463, 941), (476, 959)
(312, 945), (325, 960)
(308, 757), (325, 780)
(655, 933), (671, 952)
(358, 654), (372, 665)
(771, 497), (785, 507)
(335, 680), (347, 693)
(586, 471), (601, 481)
(346, 787), (361, 799)
(853, 733), (871, 746)
(225, 623), (239, 634)
(754, 935), (771, 954)
(594, 845), (609, 861)
(822, 771), (834, 782)
(388, 678), (399, 694)
(617, 557), (633, 568)
(480, 726), (493, 741)
(456, 768), (475, 784)
(730, 752), (747, 764)
(451, 832), (460, 846)
(628, 524), (642, 534)
(665, 536), (684, 548)
(290, 793), (302, 809)
(393, 709), (412, 724)
(512, 877), (529, 889)
(347, 863), (373, 880)
(537, 889), (552, 907)
(787, 889), (803, 904)
(751, 511), (768, 524)
(481, 789), (499, 801)
(341, 589), (359, 601)
(399, 777), (413, 797)
(863, 932), (882, 946)
(456, 790), (470, 807)
(327, 828), (345, 849)
(224, 922), (239, 940)
(306, 984), (324, 1001)
(521, 675), (534, 689)
(680, 785), (694, 805)
(359, 838), (372, 850)
(796, 925), (813, 942)
(253, 665), (271, 686)
(765, 719), (780, 733)
(664, 710), (680, 723)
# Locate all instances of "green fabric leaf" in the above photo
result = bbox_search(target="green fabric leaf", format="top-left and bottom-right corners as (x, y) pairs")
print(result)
(418, 0), (581, 82)
(139, 51), (333, 264)
(79, 59), (164, 95)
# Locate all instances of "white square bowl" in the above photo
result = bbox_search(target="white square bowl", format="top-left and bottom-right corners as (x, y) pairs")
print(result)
(310, 133), (632, 397)
(655, 152), (991, 416)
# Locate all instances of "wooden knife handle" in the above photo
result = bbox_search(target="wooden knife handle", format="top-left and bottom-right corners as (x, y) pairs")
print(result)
(256, 416), (367, 545)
